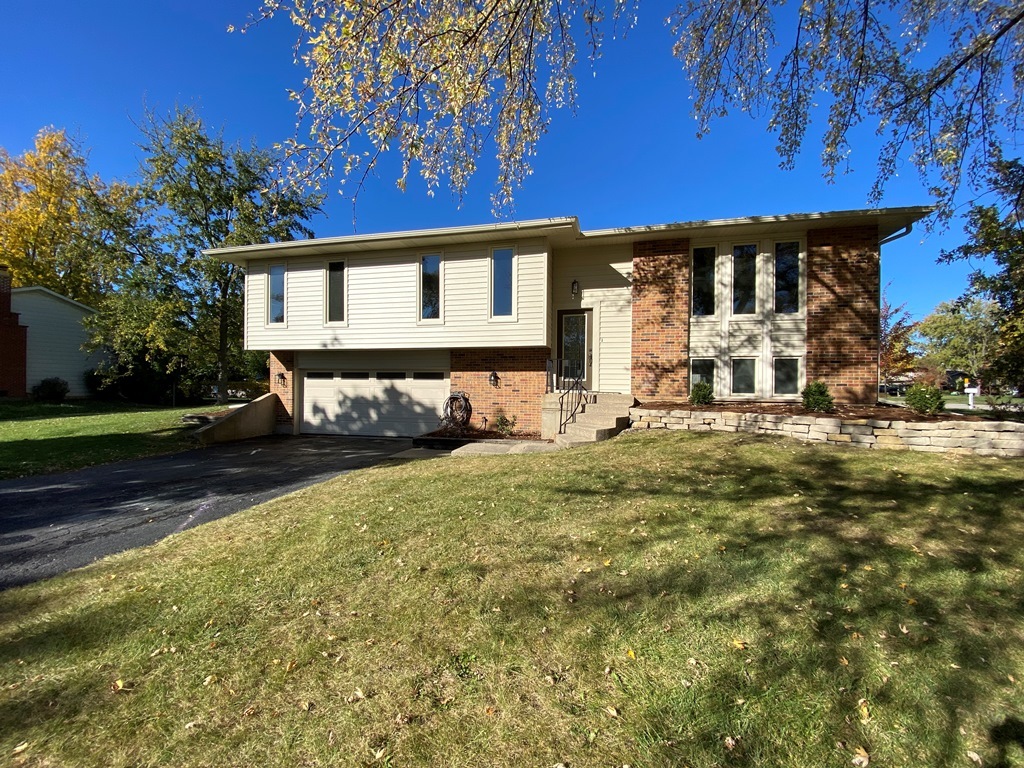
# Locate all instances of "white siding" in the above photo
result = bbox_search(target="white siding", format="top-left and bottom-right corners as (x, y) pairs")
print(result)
(11, 289), (103, 398)
(550, 244), (633, 393)
(245, 239), (549, 350)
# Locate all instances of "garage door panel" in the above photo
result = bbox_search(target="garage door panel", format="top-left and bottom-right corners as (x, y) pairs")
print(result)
(301, 367), (449, 436)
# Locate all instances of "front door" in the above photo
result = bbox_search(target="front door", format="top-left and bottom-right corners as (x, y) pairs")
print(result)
(558, 309), (593, 389)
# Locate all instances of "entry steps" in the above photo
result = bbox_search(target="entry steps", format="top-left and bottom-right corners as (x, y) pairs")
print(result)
(554, 392), (636, 449)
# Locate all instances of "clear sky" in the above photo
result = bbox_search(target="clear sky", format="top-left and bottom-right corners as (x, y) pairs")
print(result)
(0, 0), (986, 319)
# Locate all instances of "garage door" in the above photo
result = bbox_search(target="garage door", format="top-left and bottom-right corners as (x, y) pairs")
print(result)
(301, 369), (449, 436)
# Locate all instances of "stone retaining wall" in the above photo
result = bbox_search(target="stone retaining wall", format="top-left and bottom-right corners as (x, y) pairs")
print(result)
(629, 408), (1024, 458)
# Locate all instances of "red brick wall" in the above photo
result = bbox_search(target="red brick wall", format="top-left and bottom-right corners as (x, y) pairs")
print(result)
(630, 239), (691, 399)
(806, 226), (880, 403)
(450, 348), (550, 433)
(269, 351), (295, 427)
(0, 268), (27, 398)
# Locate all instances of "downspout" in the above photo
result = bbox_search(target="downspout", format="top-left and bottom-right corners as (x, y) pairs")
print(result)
(878, 223), (913, 246)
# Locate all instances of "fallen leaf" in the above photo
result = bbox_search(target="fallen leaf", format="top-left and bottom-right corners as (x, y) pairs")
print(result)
(731, 639), (749, 650)
(110, 679), (134, 693)
(858, 699), (871, 723)
(724, 735), (739, 751)
(12, 742), (29, 754)
(605, 706), (620, 718)
(346, 687), (366, 703)
(852, 746), (870, 766)
(626, 648), (636, 660)
(967, 750), (982, 765)
(839, 656), (849, 666)
(300, 700), (315, 712)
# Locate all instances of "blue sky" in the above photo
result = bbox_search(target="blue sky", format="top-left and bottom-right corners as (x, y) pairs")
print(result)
(0, 0), (985, 319)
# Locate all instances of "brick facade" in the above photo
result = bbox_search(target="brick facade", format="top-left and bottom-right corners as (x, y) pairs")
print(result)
(450, 347), (550, 434)
(268, 350), (295, 428)
(806, 226), (880, 403)
(630, 239), (690, 399)
(0, 267), (28, 398)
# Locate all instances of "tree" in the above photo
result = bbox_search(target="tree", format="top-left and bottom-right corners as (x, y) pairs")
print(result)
(914, 298), (1001, 385)
(879, 288), (916, 386)
(243, 0), (1024, 217)
(90, 108), (322, 403)
(939, 157), (1024, 388)
(0, 128), (141, 303)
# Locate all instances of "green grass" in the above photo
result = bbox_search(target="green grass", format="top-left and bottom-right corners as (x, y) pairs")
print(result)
(2, 430), (1024, 767)
(0, 400), (223, 479)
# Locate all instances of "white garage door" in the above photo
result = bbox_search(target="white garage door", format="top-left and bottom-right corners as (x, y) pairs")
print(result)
(301, 369), (449, 436)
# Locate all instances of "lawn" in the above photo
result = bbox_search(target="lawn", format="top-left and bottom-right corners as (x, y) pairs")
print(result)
(2, 430), (1024, 767)
(0, 400), (223, 479)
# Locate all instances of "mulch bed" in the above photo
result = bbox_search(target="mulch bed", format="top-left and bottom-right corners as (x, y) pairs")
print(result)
(423, 427), (545, 440)
(637, 400), (983, 422)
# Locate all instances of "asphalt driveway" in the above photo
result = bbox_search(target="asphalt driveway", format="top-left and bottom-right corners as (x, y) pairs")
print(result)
(0, 436), (420, 590)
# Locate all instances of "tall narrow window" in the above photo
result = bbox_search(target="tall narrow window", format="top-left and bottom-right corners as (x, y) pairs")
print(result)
(732, 358), (756, 394)
(774, 358), (800, 395)
(269, 265), (285, 324)
(774, 242), (800, 314)
(327, 261), (345, 323)
(691, 246), (716, 316)
(491, 247), (514, 317)
(732, 244), (757, 315)
(421, 254), (441, 320)
(691, 359), (715, 390)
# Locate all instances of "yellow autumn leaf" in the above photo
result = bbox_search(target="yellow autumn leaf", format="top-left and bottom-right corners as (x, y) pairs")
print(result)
(858, 698), (870, 722)
(839, 656), (849, 666)
(605, 705), (620, 718)
(626, 648), (636, 660)
(731, 639), (749, 650)
(852, 745), (870, 767)
(12, 742), (29, 754)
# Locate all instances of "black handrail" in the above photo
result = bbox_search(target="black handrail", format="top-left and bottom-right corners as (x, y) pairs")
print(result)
(558, 372), (588, 434)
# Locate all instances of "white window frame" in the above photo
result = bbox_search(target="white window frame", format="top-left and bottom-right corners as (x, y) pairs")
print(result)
(488, 244), (517, 322)
(417, 251), (444, 325)
(323, 259), (348, 327)
(267, 263), (287, 326)
(690, 358), (717, 394)
(730, 357), (758, 396)
(772, 356), (803, 397)
(771, 240), (805, 317)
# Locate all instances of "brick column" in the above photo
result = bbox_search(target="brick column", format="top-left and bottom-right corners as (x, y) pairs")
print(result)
(630, 239), (690, 399)
(0, 266), (27, 398)
(269, 351), (295, 429)
(806, 226), (880, 403)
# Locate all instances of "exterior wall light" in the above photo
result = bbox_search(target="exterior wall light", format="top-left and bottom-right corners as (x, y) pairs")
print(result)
(489, 370), (500, 387)
(275, 372), (287, 384)
(571, 279), (580, 298)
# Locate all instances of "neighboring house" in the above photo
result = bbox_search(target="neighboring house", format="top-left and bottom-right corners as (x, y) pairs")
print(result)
(9, 286), (103, 398)
(209, 206), (931, 438)
(0, 266), (28, 398)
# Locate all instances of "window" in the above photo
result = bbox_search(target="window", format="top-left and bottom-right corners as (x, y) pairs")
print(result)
(491, 247), (514, 317)
(268, 265), (285, 324)
(327, 261), (345, 323)
(413, 371), (446, 380)
(691, 359), (715, 390)
(774, 358), (800, 395)
(774, 242), (800, 314)
(339, 371), (370, 380)
(732, 244), (757, 315)
(306, 371), (334, 380)
(376, 372), (407, 380)
(420, 254), (441, 320)
(691, 246), (716, 316)
(732, 358), (756, 394)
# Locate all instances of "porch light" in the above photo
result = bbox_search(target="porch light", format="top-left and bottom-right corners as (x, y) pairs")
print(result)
(275, 372), (287, 384)
(571, 279), (580, 299)
(489, 370), (500, 387)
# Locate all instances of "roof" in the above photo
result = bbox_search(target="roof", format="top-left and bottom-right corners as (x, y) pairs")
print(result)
(206, 206), (934, 264)
(10, 286), (97, 314)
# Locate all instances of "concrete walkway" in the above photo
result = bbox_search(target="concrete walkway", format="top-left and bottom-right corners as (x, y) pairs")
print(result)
(449, 440), (563, 456)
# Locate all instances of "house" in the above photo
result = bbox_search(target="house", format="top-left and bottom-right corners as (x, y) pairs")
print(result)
(0, 269), (103, 399)
(208, 206), (931, 438)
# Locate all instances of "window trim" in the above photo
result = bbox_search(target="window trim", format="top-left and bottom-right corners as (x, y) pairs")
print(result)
(772, 240), (804, 316)
(267, 263), (287, 326)
(417, 251), (444, 325)
(488, 244), (517, 322)
(772, 356), (803, 397)
(730, 357), (758, 396)
(323, 259), (348, 327)
(690, 358), (717, 394)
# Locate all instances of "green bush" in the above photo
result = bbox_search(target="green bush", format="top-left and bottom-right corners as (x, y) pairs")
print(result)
(801, 380), (835, 413)
(689, 380), (715, 406)
(905, 383), (945, 415)
(494, 411), (518, 436)
(32, 377), (70, 403)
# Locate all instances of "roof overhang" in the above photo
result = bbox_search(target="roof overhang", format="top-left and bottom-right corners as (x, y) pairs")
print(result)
(206, 206), (934, 264)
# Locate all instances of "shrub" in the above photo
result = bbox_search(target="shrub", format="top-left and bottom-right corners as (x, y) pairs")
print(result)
(689, 381), (715, 406)
(906, 383), (945, 415)
(801, 380), (835, 412)
(32, 377), (70, 403)
(494, 411), (518, 436)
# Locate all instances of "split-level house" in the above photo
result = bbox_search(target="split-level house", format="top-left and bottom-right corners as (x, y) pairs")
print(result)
(209, 206), (930, 438)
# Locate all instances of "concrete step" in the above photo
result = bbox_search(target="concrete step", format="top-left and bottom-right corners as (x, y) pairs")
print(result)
(573, 413), (631, 431)
(587, 392), (637, 409)
(563, 422), (620, 442)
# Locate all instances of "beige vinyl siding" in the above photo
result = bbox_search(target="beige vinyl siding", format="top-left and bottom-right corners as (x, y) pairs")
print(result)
(245, 240), (548, 350)
(11, 289), (103, 398)
(550, 244), (632, 393)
